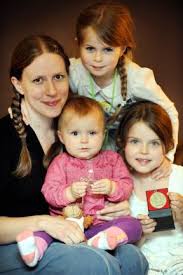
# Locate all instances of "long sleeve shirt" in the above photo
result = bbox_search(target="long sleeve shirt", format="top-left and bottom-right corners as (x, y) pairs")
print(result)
(42, 150), (133, 224)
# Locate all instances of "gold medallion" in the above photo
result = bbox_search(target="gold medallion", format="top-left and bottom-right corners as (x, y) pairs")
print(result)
(150, 191), (167, 209)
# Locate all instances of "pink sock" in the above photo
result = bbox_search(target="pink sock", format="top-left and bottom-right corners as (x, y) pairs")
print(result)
(87, 226), (128, 250)
(16, 230), (48, 267)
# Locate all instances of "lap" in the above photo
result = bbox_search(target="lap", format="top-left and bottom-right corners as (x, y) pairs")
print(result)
(0, 242), (148, 275)
(0, 242), (120, 275)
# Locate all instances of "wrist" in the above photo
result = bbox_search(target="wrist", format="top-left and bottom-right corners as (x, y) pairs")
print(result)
(108, 181), (116, 195)
(66, 186), (77, 202)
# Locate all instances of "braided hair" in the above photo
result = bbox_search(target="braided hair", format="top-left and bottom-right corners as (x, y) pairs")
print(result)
(76, 1), (136, 123)
(10, 35), (70, 177)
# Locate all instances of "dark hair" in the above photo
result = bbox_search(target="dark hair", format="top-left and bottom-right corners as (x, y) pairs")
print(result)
(76, 1), (135, 103)
(10, 34), (70, 177)
(116, 100), (174, 155)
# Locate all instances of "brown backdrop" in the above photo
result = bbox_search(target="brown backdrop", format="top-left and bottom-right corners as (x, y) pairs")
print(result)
(1, 0), (182, 142)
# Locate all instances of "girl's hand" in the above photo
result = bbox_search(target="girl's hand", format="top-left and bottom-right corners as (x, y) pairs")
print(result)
(169, 192), (183, 225)
(91, 179), (115, 195)
(71, 181), (88, 199)
(96, 201), (130, 221)
(137, 214), (157, 235)
(39, 215), (85, 244)
(151, 157), (172, 180)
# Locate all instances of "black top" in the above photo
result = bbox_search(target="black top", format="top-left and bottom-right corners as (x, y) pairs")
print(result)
(0, 115), (49, 217)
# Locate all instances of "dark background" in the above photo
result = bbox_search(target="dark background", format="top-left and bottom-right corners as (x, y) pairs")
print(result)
(1, 0), (182, 143)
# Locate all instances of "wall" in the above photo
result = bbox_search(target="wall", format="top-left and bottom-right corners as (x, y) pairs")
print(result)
(1, 0), (182, 142)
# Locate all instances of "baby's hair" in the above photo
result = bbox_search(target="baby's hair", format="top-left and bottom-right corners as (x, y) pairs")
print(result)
(116, 99), (174, 155)
(10, 34), (70, 177)
(76, 1), (136, 103)
(58, 95), (105, 131)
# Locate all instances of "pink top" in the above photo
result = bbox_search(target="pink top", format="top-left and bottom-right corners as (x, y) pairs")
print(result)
(42, 150), (133, 224)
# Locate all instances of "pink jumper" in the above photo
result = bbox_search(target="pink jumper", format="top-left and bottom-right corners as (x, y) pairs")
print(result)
(41, 150), (133, 224)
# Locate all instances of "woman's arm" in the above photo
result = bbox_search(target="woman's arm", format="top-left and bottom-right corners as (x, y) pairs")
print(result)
(0, 215), (85, 245)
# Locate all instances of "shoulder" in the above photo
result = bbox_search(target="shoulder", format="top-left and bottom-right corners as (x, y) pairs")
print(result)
(99, 150), (123, 163)
(126, 58), (155, 81)
(69, 58), (86, 74)
(0, 115), (19, 143)
(169, 164), (183, 194)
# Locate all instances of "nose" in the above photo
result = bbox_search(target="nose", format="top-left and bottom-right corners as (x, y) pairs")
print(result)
(140, 143), (149, 154)
(94, 51), (102, 62)
(81, 133), (88, 143)
(46, 80), (57, 97)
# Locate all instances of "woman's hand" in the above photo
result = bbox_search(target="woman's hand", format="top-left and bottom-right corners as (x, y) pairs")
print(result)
(96, 201), (130, 221)
(151, 157), (172, 180)
(39, 215), (85, 245)
(169, 192), (183, 225)
(137, 214), (156, 235)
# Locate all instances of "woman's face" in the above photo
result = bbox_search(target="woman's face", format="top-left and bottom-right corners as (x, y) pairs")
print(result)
(124, 121), (165, 175)
(12, 52), (69, 119)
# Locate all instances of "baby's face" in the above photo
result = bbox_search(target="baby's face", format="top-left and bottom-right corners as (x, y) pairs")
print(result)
(124, 121), (165, 175)
(58, 112), (105, 160)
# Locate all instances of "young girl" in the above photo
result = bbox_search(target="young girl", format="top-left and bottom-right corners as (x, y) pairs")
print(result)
(69, 1), (179, 178)
(116, 100), (183, 274)
(16, 96), (142, 267)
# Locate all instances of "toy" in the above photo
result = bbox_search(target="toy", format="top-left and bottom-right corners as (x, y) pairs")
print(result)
(62, 204), (93, 231)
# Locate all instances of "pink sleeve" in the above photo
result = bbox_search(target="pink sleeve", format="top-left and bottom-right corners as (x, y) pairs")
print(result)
(41, 154), (71, 208)
(107, 152), (133, 202)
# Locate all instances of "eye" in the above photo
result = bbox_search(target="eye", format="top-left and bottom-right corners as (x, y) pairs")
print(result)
(85, 46), (95, 52)
(103, 47), (113, 53)
(151, 140), (161, 147)
(54, 74), (65, 81)
(89, 131), (97, 135)
(71, 131), (78, 136)
(128, 138), (139, 144)
(33, 77), (43, 84)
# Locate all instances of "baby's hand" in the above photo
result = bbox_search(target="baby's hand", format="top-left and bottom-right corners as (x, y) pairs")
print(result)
(137, 214), (157, 235)
(151, 157), (171, 180)
(71, 181), (88, 199)
(91, 179), (115, 195)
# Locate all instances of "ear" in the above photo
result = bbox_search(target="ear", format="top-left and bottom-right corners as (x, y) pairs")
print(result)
(11, 76), (24, 95)
(57, 130), (64, 144)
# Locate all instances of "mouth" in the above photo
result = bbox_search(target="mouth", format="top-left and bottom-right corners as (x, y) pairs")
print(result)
(136, 158), (151, 165)
(80, 148), (89, 151)
(91, 65), (105, 70)
(43, 99), (60, 107)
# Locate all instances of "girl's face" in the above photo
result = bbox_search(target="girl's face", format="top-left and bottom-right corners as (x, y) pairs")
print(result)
(11, 53), (69, 119)
(58, 112), (105, 160)
(80, 27), (123, 81)
(124, 121), (165, 175)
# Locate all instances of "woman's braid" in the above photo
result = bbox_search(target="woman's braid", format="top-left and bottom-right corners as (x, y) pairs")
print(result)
(11, 91), (31, 177)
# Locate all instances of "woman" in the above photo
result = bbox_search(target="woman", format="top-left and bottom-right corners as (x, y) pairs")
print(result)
(0, 34), (148, 274)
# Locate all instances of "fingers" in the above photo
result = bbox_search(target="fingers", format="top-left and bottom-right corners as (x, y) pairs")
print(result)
(151, 158), (171, 180)
(97, 201), (130, 218)
(57, 221), (85, 244)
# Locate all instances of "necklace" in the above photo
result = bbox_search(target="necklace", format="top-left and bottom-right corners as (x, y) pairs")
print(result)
(88, 70), (117, 113)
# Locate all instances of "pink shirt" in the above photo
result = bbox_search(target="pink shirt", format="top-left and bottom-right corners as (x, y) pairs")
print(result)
(42, 150), (133, 224)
